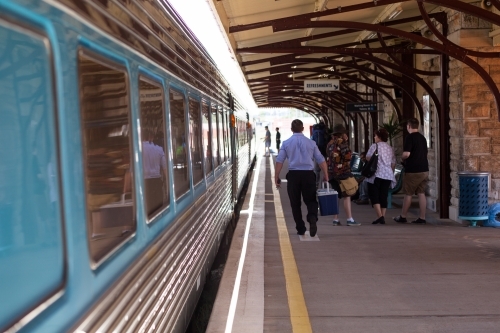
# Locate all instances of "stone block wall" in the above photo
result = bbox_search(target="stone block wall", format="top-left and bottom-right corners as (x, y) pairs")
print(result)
(445, 5), (500, 217)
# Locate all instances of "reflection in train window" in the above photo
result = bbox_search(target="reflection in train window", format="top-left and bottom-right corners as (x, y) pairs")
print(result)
(139, 78), (169, 220)
(170, 89), (190, 198)
(211, 105), (220, 168)
(224, 109), (230, 161)
(201, 102), (213, 176)
(0, 23), (65, 329)
(189, 98), (203, 185)
(218, 108), (225, 162)
(78, 52), (135, 265)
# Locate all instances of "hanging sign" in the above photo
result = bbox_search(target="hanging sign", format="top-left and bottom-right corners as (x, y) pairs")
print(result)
(345, 102), (380, 112)
(304, 79), (340, 92)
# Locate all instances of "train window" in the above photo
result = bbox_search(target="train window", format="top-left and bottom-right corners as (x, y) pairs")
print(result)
(188, 98), (203, 185)
(238, 120), (244, 148)
(201, 102), (213, 176)
(0, 23), (64, 330)
(139, 78), (169, 220)
(218, 108), (225, 161)
(234, 120), (239, 151)
(78, 52), (135, 265)
(223, 110), (230, 161)
(170, 89), (190, 198)
(211, 105), (220, 168)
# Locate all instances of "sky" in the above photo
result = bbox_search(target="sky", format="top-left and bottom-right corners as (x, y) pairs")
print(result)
(166, 0), (257, 111)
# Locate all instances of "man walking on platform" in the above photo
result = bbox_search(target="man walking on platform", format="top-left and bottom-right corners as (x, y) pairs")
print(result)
(275, 119), (329, 237)
(394, 117), (429, 224)
(264, 125), (271, 157)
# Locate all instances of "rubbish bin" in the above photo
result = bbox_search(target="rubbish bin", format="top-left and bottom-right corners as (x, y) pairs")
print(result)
(458, 171), (490, 227)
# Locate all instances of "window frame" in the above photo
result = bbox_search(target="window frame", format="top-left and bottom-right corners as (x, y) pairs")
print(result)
(187, 93), (204, 187)
(201, 99), (213, 178)
(138, 73), (170, 224)
(0, 18), (67, 333)
(168, 85), (191, 201)
(77, 47), (136, 269)
(210, 103), (220, 170)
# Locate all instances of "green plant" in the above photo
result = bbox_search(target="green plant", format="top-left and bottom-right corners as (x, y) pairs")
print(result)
(379, 113), (404, 146)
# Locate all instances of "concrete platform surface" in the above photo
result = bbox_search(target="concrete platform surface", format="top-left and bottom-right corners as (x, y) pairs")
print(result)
(207, 154), (500, 333)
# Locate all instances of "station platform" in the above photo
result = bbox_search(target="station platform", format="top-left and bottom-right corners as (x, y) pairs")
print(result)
(206, 153), (500, 333)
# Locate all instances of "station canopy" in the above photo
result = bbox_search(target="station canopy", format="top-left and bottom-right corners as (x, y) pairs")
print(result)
(211, 0), (500, 122)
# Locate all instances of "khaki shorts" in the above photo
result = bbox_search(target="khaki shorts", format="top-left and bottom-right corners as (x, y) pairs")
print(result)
(402, 172), (428, 195)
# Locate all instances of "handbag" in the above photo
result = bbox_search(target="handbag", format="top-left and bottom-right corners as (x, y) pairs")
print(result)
(361, 143), (378, 178)
(338, 177), (358, 197)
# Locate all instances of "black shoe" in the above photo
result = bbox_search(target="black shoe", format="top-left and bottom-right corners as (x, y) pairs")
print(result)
(393, 215), (407, 223)
(411, 218), (426, 224)
(297, 230), (305, 235)
(309, 222), (317, 237)
(372, 216), (385, 224)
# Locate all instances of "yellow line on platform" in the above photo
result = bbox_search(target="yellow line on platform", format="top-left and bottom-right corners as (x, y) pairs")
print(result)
(270, 160), (312, 333)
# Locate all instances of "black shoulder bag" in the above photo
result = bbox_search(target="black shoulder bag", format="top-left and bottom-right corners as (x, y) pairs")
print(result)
(361, 143), (378, 178)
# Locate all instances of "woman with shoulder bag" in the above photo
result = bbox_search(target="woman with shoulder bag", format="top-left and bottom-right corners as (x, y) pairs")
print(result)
(365, 128), (397, 224)
(327, 124), (361, 226)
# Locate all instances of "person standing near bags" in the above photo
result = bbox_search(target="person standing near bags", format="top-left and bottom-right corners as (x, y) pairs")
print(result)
(326, 124), (361, 226)
(275, 119), (329, 237)
(365, 128), (396, 224)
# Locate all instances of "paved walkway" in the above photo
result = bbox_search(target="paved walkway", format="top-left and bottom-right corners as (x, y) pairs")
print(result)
(207, 154), (500, 333)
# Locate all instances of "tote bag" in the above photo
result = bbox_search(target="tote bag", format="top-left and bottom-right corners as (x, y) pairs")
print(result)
(361, 144), (378, 178)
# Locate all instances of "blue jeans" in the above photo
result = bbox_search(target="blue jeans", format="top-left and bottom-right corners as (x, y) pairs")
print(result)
(359, 179), (369, 200)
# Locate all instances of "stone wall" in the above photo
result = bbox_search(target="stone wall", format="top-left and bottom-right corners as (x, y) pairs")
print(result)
(444, 4), (500, 221)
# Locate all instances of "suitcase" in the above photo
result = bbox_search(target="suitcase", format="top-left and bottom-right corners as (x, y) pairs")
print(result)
(91, 194), (134, 237)
(317, 182), (339, 216)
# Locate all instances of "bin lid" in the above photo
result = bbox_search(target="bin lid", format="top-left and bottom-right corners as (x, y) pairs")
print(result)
(457, 171), (490, 176)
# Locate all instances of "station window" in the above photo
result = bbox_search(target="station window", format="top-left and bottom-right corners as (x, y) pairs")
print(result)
(170, 89), (190, 198)
(188, 98), (203, 185)
(211, 105), (220, 168)
(139, 78), (169, 220)
(201, 102), (213, 176)
(78, 51), (135, 265)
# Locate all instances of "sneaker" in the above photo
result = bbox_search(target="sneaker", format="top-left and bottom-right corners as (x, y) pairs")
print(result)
(393, 215), (408, 223)
(309, 222), (317, 237)
(332, 220), (341, 226)
(346, 220), (361, 226)
(411, 218), (427, 224)
(297, 230), (306, 235)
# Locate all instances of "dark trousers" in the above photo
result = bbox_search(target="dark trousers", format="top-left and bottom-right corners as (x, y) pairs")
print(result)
(276, 140), (281, 150)
(145, 177), (163, 216)
(286, 170), (318, 233)
(367, 177), (391, 208)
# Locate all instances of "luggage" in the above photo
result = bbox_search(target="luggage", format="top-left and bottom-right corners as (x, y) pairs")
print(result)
(339, 177), (358, 197)
(91, 194), (134, 237)
(317, 182), (339, 216)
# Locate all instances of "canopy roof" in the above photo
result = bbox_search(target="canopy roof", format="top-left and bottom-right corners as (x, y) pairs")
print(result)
(211, 0), (500, 122)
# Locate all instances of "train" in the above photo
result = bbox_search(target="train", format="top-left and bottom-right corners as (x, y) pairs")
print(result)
(0, 0), (256, 332)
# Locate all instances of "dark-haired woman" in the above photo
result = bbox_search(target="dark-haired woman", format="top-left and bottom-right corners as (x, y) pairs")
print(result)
(365, 128), (396, 224)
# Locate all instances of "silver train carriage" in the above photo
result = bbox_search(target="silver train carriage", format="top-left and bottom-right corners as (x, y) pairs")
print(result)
(0, 0), (256, 332)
